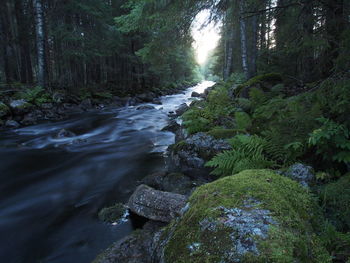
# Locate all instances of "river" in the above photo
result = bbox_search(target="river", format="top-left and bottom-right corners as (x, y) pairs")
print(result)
(0, 81), (214, 263)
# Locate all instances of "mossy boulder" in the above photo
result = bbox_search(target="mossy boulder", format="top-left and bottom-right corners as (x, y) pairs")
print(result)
(235, 73), (282, 98)
(158, 170), (330, 263)
(9, 99), (34, 115)
(207, 128), (241, 139)
(0, 102), (10, 118)
(98, 203), (127, 223)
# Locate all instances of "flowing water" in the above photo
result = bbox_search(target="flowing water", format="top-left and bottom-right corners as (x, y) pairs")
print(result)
(0, 81), (215, 263)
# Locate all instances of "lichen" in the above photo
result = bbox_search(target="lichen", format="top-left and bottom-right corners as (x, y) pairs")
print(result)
(162, 169), (331, 263)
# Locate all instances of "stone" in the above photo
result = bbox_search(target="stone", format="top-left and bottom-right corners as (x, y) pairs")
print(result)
(40, 103), (53, 109)
(175, 103), (189, 116)
(136, 105), (156, 110)
(191, 91), (201, 98)
(9, 99), (33, 115)
(98, 203), (128, 223)
(141, 172), (202, 195)
(155, 170), (330, 263)
(128, 184), (187, 223)
(80, 99), (92, 110)
(162, 119), (180, 133)
(93, 221), (166, 263)
(152, 98), (162, 105)
(283, 163), (315, 187)
(137, 92), (156, 102)
(21, 113), (38, 126)
(5, 120), (20, 128)
(55, 128), (76, 138)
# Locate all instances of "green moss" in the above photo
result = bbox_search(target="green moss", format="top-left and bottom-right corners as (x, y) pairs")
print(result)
(163, 170), (330, 263)
(94, 91), (113, 99)
(240, 73), (282, 89)
(207, 128), (242, 139)
(170, 140), (188, 154)
(0, 102), (10, 117)
(318, 175), (350, 231)
(98, 203), (126, 223)
(235, 111), (252, 131)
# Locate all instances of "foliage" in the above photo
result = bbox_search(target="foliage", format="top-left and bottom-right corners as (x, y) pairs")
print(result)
(16, 86), (51, 105)
(206, 135), (277, 176)
(318, 175), (350, 232)
(163, 170), (331, 263)
(207, 128), (241, 139)
(309, 118), (350, 164)
(234, 111), (252, 131)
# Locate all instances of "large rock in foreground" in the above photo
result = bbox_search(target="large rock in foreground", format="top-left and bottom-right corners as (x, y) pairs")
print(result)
(155, 170), (330, 263)
(128, 185), (187, 223)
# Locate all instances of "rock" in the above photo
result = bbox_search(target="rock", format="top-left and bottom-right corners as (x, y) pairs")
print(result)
(141, 172), (203, 196)
(137, 92), (156, 102)
(98, 203), (128, 223)
(128, 184), (187, 223)
(155, 170), (330, 263)
(283, 163), (315, 187)
(80, 99), (92, 110)
(52, 92), (65, 103)
(167, 133), (231, 179)
(21, 113), (38, 126)
(0, 102), (10, 118)
(191, 91), (201, 98)
(5, 120), (20, 128)
(9, 99), (34, 115)
(55, 128), (76, 138)
(40, 103), (53, 109)
(93, 221), (166, 263)
(152, 98), (162, 105)
(162, 119), (180, 133)
(113, 96), (125, 107)
(175, 103), (189, 116)
(136, 105), (156, 110)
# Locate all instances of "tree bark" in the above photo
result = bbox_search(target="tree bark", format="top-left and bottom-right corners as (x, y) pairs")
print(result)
(33, 0), (46, 87)
(239, 0), (249, 80)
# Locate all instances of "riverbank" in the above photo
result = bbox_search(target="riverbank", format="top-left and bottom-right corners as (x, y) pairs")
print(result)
(93, 73), (350, 263)
(0, 82), (197, 129)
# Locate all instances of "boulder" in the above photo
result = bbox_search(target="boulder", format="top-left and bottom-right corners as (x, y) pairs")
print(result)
(283, 163), (315, 187)
(55, 128), (76, 138)
(141, 172), (203, 196)
(93, 221), (166, 263)
(168, 133), (231, 178)
(5, 120), (20, 128)
(175, 103), (189, 116)
(40, 103), (53, 109)
(191, 91), (201, 98)
(80, 99), (92, 110)
(137, 92), (156, 103)
(152, 98), (162, 105)
(0, 102), (10, 118)
(98, 203), (128, 223)
(128, 185), (187, 223)
(155, 170), (330, 263)
(9, 99), (34, 115)
(136, 105), (156, 110)
(162, 119), (180, 133)
(21, 113), (38, 126)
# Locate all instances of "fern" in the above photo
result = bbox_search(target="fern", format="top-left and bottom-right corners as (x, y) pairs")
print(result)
(206, 135), (277, 176)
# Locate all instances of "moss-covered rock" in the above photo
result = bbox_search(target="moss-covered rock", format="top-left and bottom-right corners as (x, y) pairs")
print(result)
(98, 203), (127, 223)
(0, 102), (10, 118)
(160, 170), (330, 263)
(207, 128), (241, 139)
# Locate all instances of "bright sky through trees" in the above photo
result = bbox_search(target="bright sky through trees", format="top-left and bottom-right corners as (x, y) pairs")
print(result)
(192, 10), (221, 65)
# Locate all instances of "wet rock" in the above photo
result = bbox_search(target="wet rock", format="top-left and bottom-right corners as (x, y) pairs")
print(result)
(175, 103), (189, 116)
(5, 120), (20, 128)
(98, 203), (128, 223)
(162, 119), (180, 133)
(137, 92), (156, 103)
(9, 99), (34, 115)
(40, 103), (53, 109)
(283, 163), (315, 187)
(21, 113), (38, 126)
(136, 105), (156, 110)
(141, 172), (203, 196)
(191, 91), (201, 98)
(152, 98), (162, 105)
(80, 99), (92, 110)
(0, 101), (10, 118)
(128, 184), (187, 223)
(93, 221), (166, 263)
(55, 129), (76, 138)
(168, 133), (231, 179)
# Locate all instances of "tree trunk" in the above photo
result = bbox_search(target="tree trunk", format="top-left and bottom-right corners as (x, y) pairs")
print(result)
(33, 0), (46, 87)
(249, 13), (258, 78)
(239, 0), (249, 80)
